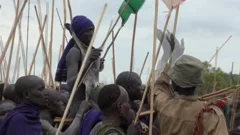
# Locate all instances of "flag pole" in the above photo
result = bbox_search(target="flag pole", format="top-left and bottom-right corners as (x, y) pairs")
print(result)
(130, 14), (138, 72)
(140, 52), (149, 77)
(55, 4), (108, 135)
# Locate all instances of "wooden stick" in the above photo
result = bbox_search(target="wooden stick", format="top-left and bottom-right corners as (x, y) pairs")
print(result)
(0, 38), (7, 82)
(230, 88), (240, 130)
(112, 30), (116, 82)
(130, 14), (138, 72)
(100, 0), (130, 49)
(173, 6), (180, 36)
(25, 0), (30, 75)
(148, 0), (158, 134)
(0, 0), (27, 66)
(4, 0), (20, 88)
(0, 66), (3, 83)
(45, 2), (51, 86)
(140, 52), (149, 77)
(12, 0), (23, 82)
(67, 0), (73, 22)
(33, 54), (36, 75)
(58, 44), (63, 62)
(28, 18), (47, 75)
(62, 0), (67, 53)
(102, 26), (122, 59)
(55, 4), (108, 135)
(0, 38), (5, 82)
(134, 8), (173, 126)
(13, 0), (27, 76)
(230, 62), (234, 87)
(169, 6), (180, 64)
(34, 7), (54, 87)
(48, 0), (55, 84)
(208, 35), (232, 64)
(213, 47), (218, 92)
(56, 8), (68, 42)
(16, 57), (21, 81)
(43, 2), (49, 82)
(12, 41), (21, 82)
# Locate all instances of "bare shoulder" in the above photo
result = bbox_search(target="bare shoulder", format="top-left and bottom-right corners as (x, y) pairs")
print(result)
(66, 47), (81, 60)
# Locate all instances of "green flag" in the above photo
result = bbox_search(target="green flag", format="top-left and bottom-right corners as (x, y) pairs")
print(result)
(118, 0), (145, 25)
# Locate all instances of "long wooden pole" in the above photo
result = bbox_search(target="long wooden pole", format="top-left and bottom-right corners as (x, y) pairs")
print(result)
(55, 4), (108, 135)
(16, 57), (21, 80)
(48, 0), (55, 85)
(149, 0), (158, 134)
(34, 7), (54, 87)
(130, 14), (138, 72)
(28, 18), (47, 75)
(99, 0), (130, 48)
(112, 30), (116, 82)
(56, 8), (68, 42)
(12, 0), (23, 82)
(208, 36), (232, 64)
(4, 0), (20, 88)
(67, 0), (73, 22)
(25, 0), (30, 75)
(62, 0), (67, 53)
(213, 47), (218, 92)
(0, 0), (27, 66)
(0, 38), (8, 82)
(102, 26), (122, 59)
(140, 52), (149, 77)
(12, 41), (21, 82)
(134, 9), (173, 125)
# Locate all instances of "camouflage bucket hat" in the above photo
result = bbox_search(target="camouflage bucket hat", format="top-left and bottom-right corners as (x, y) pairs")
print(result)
(168, 55), (204, 88)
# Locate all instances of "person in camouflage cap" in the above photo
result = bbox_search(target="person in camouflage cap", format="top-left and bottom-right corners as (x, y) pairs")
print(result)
(168, 55), (204, 95)
(154, 53), (228, 135)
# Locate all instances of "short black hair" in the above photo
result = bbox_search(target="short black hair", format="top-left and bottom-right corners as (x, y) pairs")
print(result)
(116, 71), (142, 100)
(98, 84), (120, 113)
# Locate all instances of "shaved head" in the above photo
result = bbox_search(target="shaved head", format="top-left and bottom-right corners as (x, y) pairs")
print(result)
(15, 75), (44, 98)
(15, 75), (47, 107)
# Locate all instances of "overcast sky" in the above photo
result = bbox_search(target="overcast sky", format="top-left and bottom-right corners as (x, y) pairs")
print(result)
(0, 0), (240, 83)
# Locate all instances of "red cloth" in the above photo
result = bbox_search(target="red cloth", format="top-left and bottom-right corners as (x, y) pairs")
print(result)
(214, 97), (228, 109)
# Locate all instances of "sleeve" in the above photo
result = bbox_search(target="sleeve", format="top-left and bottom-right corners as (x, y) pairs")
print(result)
(203, 106), (229, 135)
(66, 48), (81, 89)
(153, 64), (174, 111)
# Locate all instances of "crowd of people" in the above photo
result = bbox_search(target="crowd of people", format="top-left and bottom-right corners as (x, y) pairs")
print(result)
(0, 15), (239, 135)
